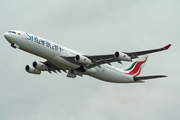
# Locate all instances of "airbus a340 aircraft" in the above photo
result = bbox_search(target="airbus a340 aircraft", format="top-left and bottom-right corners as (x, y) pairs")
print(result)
(4, 30), (171, 83)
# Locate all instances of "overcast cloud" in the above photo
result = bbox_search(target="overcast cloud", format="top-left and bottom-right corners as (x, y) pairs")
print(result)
(0, 0), (180, 120)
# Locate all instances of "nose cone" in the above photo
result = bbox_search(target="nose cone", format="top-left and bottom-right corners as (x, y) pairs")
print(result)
(4, 32), (13, 43)
(4, 32), (9, 39)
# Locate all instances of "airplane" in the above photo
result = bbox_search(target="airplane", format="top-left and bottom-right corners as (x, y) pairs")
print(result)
(4, 30), (171, 83)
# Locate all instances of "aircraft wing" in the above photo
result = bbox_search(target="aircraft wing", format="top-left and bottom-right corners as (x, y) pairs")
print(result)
(63, 44), (171, 69)
(85, 55), (117, 69)
(62, 54), (117, 69)
(42, 61), (67, 73)
(125, 44), (171, 59)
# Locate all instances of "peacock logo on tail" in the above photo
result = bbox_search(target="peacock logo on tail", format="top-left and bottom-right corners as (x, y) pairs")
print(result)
(124, 56), (148, 76)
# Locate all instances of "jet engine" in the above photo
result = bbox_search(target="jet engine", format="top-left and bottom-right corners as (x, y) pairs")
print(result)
(114, 51), (131, 61)
(25, 65), (41, 74)
(33, 61), (49, 71)
(75, 55), (92, 64)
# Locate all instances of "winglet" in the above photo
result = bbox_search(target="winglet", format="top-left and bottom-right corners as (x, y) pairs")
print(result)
(163, 44), (171, 50)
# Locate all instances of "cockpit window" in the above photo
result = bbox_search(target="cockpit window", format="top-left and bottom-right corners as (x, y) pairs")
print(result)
(8, 31), (16, 34)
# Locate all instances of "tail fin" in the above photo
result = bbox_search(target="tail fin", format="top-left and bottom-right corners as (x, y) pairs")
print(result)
(122, 55), (148, 76)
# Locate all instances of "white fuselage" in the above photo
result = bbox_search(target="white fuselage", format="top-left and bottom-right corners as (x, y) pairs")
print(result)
(4, 30), (135, 83)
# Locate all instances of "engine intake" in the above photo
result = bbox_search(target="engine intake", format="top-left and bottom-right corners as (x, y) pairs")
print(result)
(75, 55), (91, 64)
(33, 61), (49, 71)
(25, 65), (41, 74)
(114, 51), (131, 61)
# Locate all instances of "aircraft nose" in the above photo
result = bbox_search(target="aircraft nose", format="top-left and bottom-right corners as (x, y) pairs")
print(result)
(4, 32), (9, 39)
(4, 32), (13, 43)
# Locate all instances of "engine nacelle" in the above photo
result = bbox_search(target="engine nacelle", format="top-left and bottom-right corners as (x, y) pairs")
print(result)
(25, 65), (41, 74)
(114, 51), (131, 61)
(33, 61), (49, 71)
(75, 55), (92, 64)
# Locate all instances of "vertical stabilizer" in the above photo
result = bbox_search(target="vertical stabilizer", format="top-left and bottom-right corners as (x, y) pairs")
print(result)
(122, 55), (148, 76)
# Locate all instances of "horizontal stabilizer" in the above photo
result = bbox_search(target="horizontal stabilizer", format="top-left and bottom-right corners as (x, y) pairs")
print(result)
(134, 75), (167, 81)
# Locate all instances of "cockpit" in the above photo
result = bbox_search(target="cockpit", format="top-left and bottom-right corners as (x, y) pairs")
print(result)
(7, 30), (21, 35)
(8, 31), (16, 34)
(4, 30), (22, 48)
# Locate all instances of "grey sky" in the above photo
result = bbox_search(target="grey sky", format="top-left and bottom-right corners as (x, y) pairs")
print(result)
(0, 0), (180, 120)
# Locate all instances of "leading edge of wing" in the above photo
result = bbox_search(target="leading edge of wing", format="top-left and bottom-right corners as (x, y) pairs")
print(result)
(125, 44), (171, 59)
